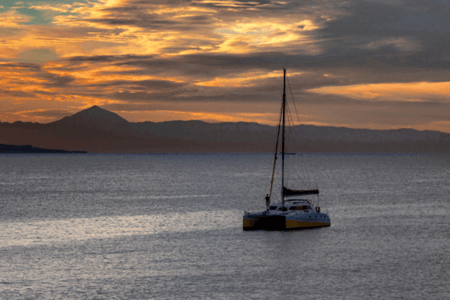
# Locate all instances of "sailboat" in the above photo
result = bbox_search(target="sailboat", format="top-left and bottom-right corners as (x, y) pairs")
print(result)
(243, 69), (331, 230)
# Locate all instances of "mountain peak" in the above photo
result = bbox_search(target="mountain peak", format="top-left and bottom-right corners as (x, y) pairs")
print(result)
(50, 105), (130, 130)
(79, 105), (115, 114)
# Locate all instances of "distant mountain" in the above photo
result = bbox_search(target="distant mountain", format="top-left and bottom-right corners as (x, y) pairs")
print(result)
(50, 106), (131, 132)
(0, 106), (449, 153)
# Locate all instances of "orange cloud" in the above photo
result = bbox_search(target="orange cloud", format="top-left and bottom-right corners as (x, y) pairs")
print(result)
(0, 10), (31, 28)
(308, 82), (450, 103)
(195, 70), (287, 87)
(2, 0), (450, 135)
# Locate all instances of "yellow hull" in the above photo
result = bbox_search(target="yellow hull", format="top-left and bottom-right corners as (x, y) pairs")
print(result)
(243, 218), (256, 229)
(285, 219), (330, 229)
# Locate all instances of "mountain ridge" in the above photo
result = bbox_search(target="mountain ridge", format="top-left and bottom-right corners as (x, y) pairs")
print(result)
(0, 106), (449, 153)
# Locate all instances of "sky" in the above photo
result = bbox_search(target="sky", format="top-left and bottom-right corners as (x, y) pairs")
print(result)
(1, 0), (450, 133)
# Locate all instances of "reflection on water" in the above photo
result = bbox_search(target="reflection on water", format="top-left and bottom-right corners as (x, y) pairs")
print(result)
(1, 211), (238, 247)
(0, 153), (449, 299)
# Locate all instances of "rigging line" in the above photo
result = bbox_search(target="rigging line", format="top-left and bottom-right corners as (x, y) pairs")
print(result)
(286, 76), (319, 189)
(285, 104), (293, 187)
(268, 102), (283, 202)
(285, 103), (313, 188)
(285, 102), (312, 188)
(285, 88), (320, 207)
(289, 106), (312, 186)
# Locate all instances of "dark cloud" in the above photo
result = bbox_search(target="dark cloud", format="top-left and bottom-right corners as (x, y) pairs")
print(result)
(162, 46), (204, 53)
(76, 51), (450, 85)
(314, 0), (450, 68)
(101, 103), (163, 112)
(107, 90), (186, 102)
(0, 62), (41, 71)
(86, 5), (215, 32)
(92, 79), (188, 89)
(0, 89), (37, 98)
(24, 109), (74, 118)
(67, 55), (133, 63)
(41, 74), (76, 87)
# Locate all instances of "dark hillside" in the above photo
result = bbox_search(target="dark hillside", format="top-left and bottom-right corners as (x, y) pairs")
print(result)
(1, 106), (449, 153)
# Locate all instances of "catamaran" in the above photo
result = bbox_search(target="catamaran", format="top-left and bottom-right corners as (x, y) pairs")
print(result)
(243, 69), (331, 230)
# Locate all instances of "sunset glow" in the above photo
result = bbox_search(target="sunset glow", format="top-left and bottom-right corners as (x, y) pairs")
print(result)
(309, 82), (450, 102)
(1, 0), (450, 132)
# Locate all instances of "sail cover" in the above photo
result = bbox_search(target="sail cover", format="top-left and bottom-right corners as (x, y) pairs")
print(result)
(283, 187), (319, 196)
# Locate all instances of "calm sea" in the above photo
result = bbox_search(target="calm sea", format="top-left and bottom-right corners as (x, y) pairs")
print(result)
(0, 153), (449, 299)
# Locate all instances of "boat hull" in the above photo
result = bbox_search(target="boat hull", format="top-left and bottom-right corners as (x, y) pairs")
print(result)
(243, 212), (330, 231)
(243, 213), (286, 230)
(285, 219), (330, 229)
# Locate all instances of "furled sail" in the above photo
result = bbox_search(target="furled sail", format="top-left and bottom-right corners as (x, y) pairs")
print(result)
(283, 187), (319, 196)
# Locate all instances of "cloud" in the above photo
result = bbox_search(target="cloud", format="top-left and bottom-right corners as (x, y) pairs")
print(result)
(17, 48), (59, 63)
(1, 0), (450, 132)
(0, 88), (37, 98)
(0, 10), (32, 28)
(308, 82), (450, 103)
(21, 109), (74, 117)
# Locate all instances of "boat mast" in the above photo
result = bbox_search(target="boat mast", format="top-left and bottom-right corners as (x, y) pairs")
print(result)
(281, 68), (286, 208)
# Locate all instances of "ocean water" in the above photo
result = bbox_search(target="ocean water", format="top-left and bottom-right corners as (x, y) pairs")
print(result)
(0, 153), (449, 299)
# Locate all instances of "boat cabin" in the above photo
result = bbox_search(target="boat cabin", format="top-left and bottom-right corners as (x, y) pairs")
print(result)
(268, 199), (314, 211)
